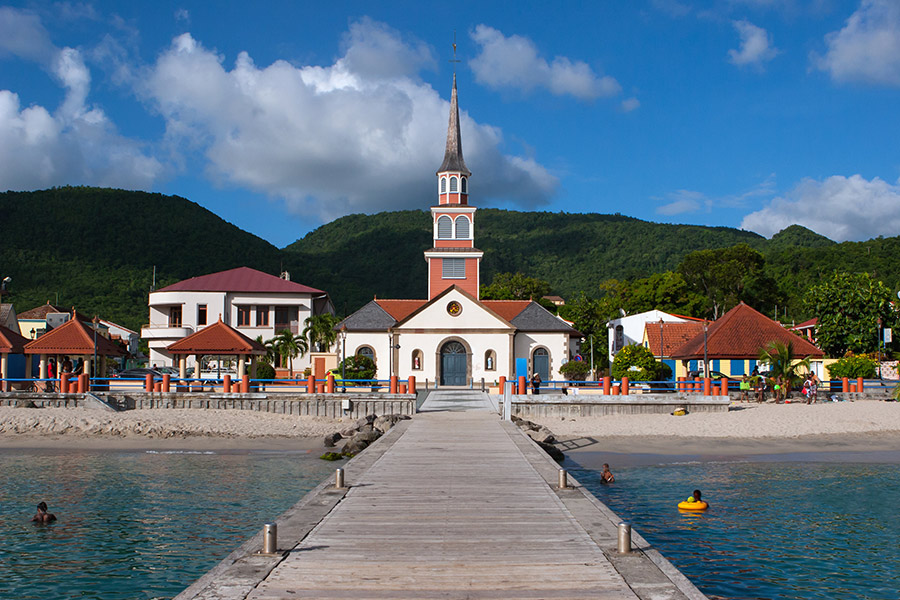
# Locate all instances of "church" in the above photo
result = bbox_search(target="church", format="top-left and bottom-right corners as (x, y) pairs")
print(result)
(338, 76), (580, 387)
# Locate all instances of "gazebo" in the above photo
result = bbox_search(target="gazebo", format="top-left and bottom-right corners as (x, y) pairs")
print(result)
(0, 324), (30, 391)
(166, 318), (267, 380)
(24, 317), (125, 381)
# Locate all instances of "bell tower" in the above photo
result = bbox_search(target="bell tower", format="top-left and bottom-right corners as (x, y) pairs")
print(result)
(424, 73), (483, 299)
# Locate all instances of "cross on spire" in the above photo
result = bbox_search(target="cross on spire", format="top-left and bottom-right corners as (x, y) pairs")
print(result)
(449, 31), (461, 74)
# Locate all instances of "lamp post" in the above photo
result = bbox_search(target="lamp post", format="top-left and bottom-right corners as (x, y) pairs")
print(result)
(702, 321), (709, 376)
(659, 318), (665, 377)
(92, 315), (99, 388)
(877, 317), (882, 379)
(340, 325), (347, 393)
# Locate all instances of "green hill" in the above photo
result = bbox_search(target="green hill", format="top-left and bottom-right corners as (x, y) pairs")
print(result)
(2, 187), (898, 330)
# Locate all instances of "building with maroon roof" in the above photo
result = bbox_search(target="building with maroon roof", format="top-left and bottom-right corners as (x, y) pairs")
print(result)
(142, 266), (333, 372)
(338, 76), (580, 386)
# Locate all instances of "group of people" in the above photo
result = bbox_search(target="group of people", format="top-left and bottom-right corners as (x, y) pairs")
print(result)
(45, 356), (84, 379)
(737, 369), (820, 404)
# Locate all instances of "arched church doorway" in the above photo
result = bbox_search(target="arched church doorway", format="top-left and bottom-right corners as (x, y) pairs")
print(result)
(533, 347), (550, 382)
(440, 341), (467, 386)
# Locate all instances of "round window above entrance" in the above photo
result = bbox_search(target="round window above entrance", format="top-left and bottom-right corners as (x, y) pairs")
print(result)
(447, 301), (462, 316)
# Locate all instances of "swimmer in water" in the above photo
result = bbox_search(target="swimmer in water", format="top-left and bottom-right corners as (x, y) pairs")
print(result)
(32, 501), (56, 523)
(600, 463), (615, 483)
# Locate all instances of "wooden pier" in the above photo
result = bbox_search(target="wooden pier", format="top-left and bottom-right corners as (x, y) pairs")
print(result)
(177, 391), (707, 600)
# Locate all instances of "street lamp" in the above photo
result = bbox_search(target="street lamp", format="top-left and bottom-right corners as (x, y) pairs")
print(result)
(340, 324), (347, 393)
(92, 315), (99, 389)
(702, 321), (709, 377)
(877, 317), (882, 379)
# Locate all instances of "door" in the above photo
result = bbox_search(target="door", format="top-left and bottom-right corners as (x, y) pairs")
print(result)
(533, 348), (550, 381)
(440, 341), (467, 386)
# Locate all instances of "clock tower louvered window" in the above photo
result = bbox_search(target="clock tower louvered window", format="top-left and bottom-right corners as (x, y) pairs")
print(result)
(442, 258), (465, 279)
(455, 216), (469, 239)
(437, 216), (452, 239)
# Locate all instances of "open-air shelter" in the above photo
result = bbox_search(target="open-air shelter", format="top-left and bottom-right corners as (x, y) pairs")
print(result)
(24, 317), (125, 381)
(0, 324), (29, 391)
(166, 318), (267, 379)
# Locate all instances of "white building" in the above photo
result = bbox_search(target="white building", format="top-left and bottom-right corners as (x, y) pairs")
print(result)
(606, 309), (695, 363)
(142, 267), (333, 371)
(338, 75), (580, 386)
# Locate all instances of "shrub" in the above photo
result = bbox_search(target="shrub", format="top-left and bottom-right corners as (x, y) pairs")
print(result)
(335, 354), (376, 383)
(611, 344), (667, 381)
(560, 359), (591, 381)
(255, 362), (276, 380)
(826, 354), (877, 379)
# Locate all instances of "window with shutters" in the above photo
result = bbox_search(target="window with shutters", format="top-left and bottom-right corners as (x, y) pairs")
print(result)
(237, 305), (251, 327)
(440, 177), (446, 193)
(461, 177), (467, 193)
(442, 258), (465, 279)
(437, 216), (452, 238)
(450, 176), (458, 192)
(455, 216), (469, 239)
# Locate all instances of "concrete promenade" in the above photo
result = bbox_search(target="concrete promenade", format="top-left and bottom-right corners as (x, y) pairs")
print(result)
(178, 391), (707, 600)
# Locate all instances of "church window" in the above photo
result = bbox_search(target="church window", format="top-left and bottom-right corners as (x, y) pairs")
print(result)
(357, 346), (375, 361)
(440, 177), (446, 194)
(450, 176), (458, 192)
(485, 350), (496, 371)
(442, 258), (465, 279)
(437, 216), (452, 239)
(455, 216), (469, 239)
(614, 325), (624, 352)
(461, 177), (467, 193)
(412, 349), (423, 371)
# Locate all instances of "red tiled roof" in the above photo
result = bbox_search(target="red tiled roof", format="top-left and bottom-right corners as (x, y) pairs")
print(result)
(645, 322), (706, 356)
(18, 302), (91, 322)
(156, 267), (325, 295)
(24, 319), (125, 356)
(375, 299), (427, 322)
(167, 319), (267, 355)
(481, 300), (531, 322)
(0, 324), (29, 353)
(791, 318), (818, 330)
(671, 303), (824, 360)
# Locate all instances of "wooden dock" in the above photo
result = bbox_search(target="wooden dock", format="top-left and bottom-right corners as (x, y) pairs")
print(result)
(178, 391), (707, 600)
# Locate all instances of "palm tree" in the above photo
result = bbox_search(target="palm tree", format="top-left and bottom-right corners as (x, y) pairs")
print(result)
(303, 314), (340, 353)
(255, 335), (277, 366)
(269, 329), (309, 377)
(758, 340), (810, 398)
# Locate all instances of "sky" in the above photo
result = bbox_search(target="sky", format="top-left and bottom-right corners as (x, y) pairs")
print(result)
(1, 0), (900, 248)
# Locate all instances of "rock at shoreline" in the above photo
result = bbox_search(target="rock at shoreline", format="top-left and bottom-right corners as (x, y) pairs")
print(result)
(537, 440), (565, 462)
(324, 432), (343, 447)
(327, 413), (411, 459)
(513, 415), (563, 460)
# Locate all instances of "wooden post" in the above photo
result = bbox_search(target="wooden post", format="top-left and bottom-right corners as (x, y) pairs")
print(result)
(307, 374), (315, 394)
(517, 375), (526, 395)
(621, 376), (629, 396)
(408, 375), (416, 394)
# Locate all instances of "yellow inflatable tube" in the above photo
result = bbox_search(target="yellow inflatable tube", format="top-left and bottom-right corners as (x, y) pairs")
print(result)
(678, 501), (709, 511)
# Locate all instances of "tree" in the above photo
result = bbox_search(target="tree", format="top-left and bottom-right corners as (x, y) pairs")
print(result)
(758, 340), (810, 395)
(481, 272), (552, 302)
(678, 244), (778, 319)
(803, 271), (896, 357)
(268, 329), (308, 377)
(826, 354), (877, 379)
(558, 292), (614, 371)
(611, 344), (668, 381)
(560, 359), (591, 381)
(334, 354), (376, 383)
(303, 314), (341, 352)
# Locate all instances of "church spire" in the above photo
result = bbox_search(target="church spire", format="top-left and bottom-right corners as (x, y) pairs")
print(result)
(437, 74), (470, 176)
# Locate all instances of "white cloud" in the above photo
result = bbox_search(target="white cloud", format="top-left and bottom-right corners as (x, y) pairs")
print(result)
(620, 97), (640, 112)
(740, 174), (900, 241)
(0, 7), (162, 191)
(813, 0), (900, 85)
(141, 24), (558, 221)
(468, 25), (622, 100)
(728, 20), (778, 67)
(656, 190), (707, 215)
(652, 0), (692, 17)
(656, 175), (776, 216)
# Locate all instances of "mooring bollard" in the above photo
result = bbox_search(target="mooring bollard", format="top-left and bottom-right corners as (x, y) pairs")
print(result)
(617, 522), (632, 554)
(262, 522), (277, 554)
(335, 468), (345, 489)
(558, 468), (568, 489)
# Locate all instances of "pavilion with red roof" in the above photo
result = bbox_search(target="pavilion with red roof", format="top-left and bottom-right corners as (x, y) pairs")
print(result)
(24, 317), (125, 382)
(166, 318), (267, 379)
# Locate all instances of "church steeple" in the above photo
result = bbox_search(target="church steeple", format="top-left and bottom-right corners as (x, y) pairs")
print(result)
(437, 74), (470, 177)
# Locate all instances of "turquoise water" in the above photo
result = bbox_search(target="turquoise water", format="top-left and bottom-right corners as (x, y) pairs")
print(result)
(0, 448), (334, 600)
(573, 458), (900, 600)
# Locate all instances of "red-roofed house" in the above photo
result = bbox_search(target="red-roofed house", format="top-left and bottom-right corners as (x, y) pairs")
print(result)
(142, 267), (333, 372)
(670, 303), (825, 379)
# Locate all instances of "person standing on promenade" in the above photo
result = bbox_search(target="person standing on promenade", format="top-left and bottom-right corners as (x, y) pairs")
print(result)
(531, 372), (541, 395)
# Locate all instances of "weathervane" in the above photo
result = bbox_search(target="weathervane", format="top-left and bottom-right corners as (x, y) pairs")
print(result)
(450, 31), (460, 73)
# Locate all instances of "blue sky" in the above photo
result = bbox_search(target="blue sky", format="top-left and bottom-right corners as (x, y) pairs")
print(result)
(2, 1), (900, 247)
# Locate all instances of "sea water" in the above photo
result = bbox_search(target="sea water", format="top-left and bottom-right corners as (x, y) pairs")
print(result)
(0, 448), (334, 600)
(573, 457), (900, 600)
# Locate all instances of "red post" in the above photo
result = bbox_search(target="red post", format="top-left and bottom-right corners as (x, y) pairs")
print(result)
(60, 373), (69, 394)
(145, 373), (154, 392)
(75, 374), (84, 394)
(517, 375), (526, 395)
(694, 377), (701, 393)
(326, 373), (335, 394)
(155, 382), (163, 392)
(162, 373), (171, 393)
(621, 376), (630, 396)
(307, 374), (315, 394)
(611, 384), (620, 396)
(842, 377), (849, 393)
(242, 374), (250, 393)
(849, 382), (857, 393)
(389, 375), (398, 394)
(223, 374), (231, 393)
(603, 376), (611, 394)
(703, 377), (712, 396)
(408, 376), (416, 394)
(399, 383), (407, 394)
(498, 375), (506, 392)
(720, 377), (729, 396)
(316, 381), (325, 394)
(856, 377), (864, 394)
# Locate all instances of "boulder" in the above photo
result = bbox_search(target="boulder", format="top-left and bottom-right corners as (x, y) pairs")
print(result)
(340, 425), (359, 437)
(323, 432), (343, 447)
(340, 438), (369, 457)
(354, 429), (381, 444)
(536, 440), (565, 463)
(373, 414), (408, 433)
(356, 414), (377, 428)
(527, 428), (556, 445)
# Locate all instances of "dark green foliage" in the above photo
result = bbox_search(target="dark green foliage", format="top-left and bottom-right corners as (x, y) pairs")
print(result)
(255, 362), (276, 380)
(559, 359), (590, 381)
(335, 354), (376, 382)
(319, 452), (344, 461)
(825, 355), (877, 379)
(611, 344), (667, 381)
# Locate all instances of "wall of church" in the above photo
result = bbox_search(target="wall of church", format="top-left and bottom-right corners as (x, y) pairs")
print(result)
(514, 332), (572, 380)
(393, 332), (513, 386)
(428, 258), (480, 299)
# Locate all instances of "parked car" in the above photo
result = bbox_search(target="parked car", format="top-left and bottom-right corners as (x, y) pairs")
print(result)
(687, 370), (728, 380)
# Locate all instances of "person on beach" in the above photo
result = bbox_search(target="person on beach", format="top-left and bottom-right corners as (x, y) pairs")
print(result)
(32, 502), (56, 523)
(807, 372), (819, 404)
(47, 358), (56, 379)
(600, 463), (615, 483)
(531, 372), (541, 395)
(739, 375), (750, 402)
(755, 374), (765, 403)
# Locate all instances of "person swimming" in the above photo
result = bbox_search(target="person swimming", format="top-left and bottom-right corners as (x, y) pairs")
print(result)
(600, 463), (615, 483)
(686, 489), (702, 503)
(32, 501), (57, 523)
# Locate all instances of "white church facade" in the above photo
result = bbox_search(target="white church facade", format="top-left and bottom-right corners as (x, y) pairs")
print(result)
(338, 75), (580, 386)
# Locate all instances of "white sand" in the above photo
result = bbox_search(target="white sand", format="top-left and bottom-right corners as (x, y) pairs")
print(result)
(535, 402), (900, 439)
(0, 407), (344, 441)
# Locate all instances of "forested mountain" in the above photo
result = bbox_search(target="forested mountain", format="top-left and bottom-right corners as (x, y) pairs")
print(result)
(2, 187), (898, 331)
